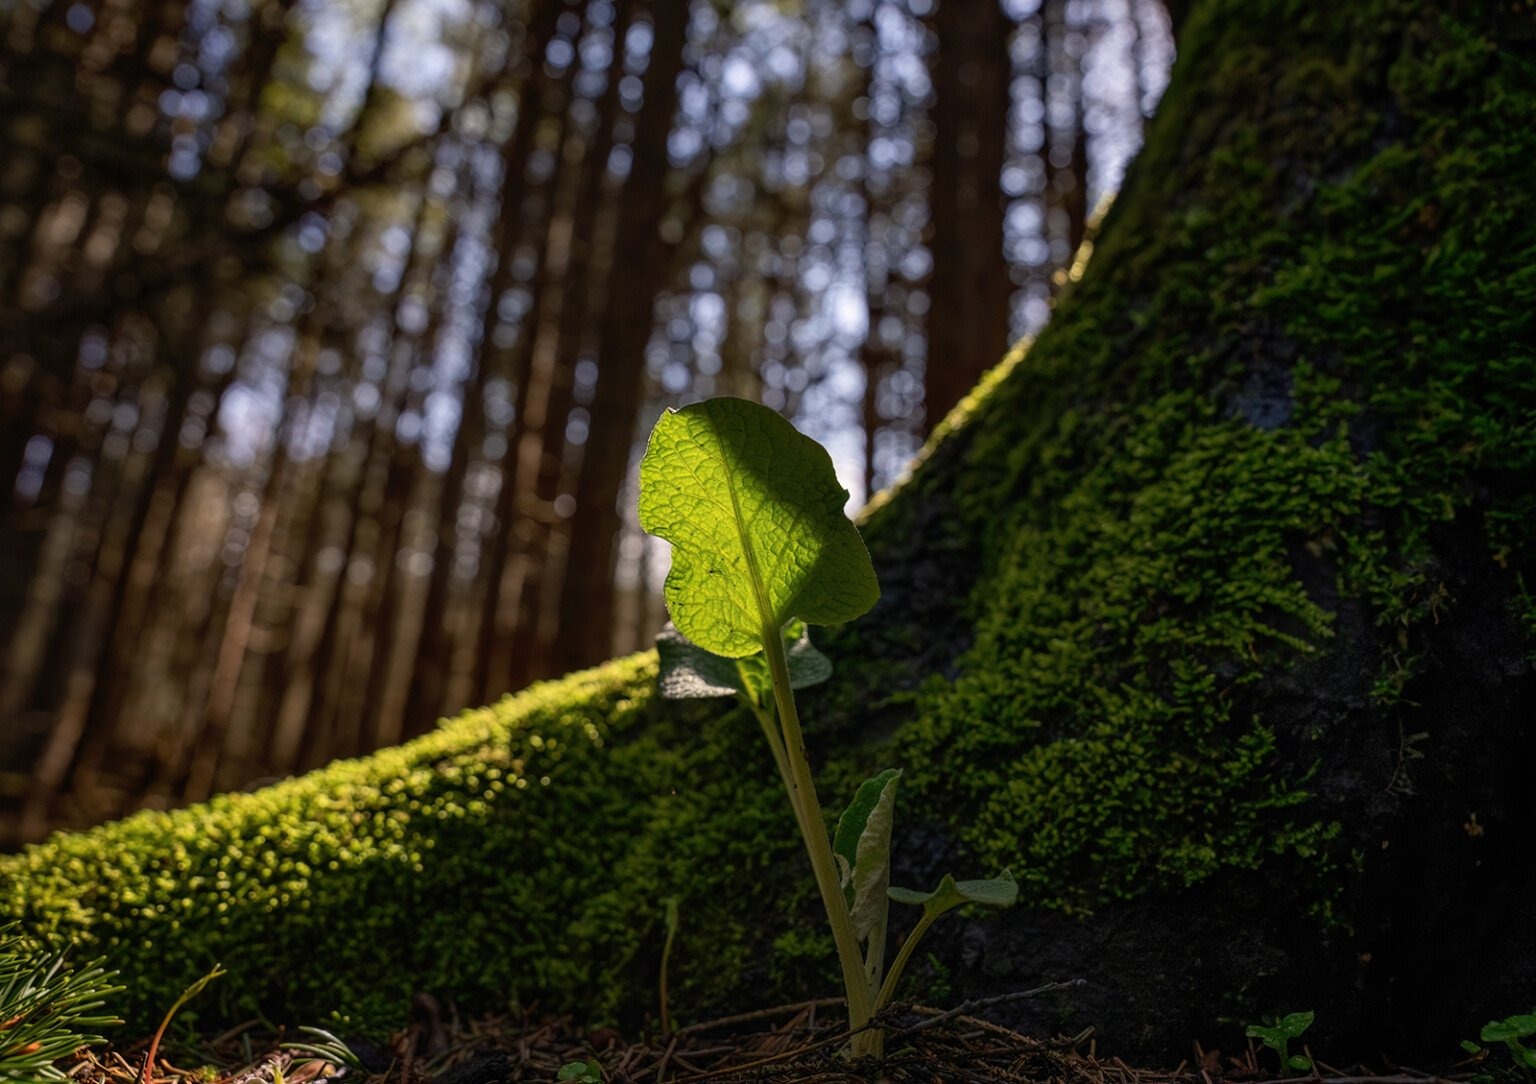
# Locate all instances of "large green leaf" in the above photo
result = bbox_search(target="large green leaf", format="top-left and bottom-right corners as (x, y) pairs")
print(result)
(655, 621), (833, 701)
(637, 397), (879, 658)
(832, 769), (900, 941)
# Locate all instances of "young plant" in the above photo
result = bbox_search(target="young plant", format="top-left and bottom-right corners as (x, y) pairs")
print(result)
(1462, 1010), (1536, 1082)
(281, 1026), (366, 1075)
(0, 927), (123, 1084)
(658, 897), (680, 1035)
(1246, 1010), (1315, 1073)
(640, 396), (1017, 1059)
(556, 1058), (604, 1082)
(137, 963), (226, 1084)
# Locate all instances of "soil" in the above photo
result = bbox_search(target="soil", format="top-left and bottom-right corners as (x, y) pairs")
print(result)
(61, 996), (1481, 1084)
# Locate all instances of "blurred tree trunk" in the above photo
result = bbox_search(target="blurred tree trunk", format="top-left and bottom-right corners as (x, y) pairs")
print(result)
(485, 0), (633, 697)
(548, 0), (688, 677)
(270, 166), (434, 771)
(405, 0), (565, 731)
(923, 0), (1012, 431)
(0, 0), (1169, 845)
(858, 5), (889, 500)
(19, 292), (204, 838)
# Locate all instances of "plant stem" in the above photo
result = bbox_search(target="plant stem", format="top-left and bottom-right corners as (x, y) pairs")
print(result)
(850, 878), (891, 1059)
(137, 964), (225, 1084)
(745, 698), (800, 824)
(873, 906), (943, 1014)
(753, 692), (881, 1059)
(863, 901), (889, 1012)
(760, 622), (874, 1034)
(659, 900), (678, 1035)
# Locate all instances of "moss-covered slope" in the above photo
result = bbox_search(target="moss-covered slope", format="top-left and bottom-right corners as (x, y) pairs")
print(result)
(4, 0), (1534, 1058)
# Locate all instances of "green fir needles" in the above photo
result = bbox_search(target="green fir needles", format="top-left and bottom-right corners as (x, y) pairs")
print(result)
(0, 927), (122, 1083)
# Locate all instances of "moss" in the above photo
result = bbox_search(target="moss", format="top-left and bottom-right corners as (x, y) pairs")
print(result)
(899, 405), (1357, 911)
(1, 658), (809, 1029)
(894, 0), (1536, 914)
(3, 0), (1533, 1038)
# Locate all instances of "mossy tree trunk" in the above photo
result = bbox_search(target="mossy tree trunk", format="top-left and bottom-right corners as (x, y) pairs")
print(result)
(4, 0), (1534, 1062)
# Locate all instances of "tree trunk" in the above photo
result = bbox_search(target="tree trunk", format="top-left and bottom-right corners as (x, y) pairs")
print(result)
(546, 0), (689, 678)
(404, 0), (566, 731)
(495, 0), (634, 693)
(922, 0), (1013, 431)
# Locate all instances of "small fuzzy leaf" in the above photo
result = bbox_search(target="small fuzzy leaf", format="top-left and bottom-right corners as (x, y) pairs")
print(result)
(888, 869), (1019, 919)
(1287, 1056), (1313, 1071)
(656, 622), (832, 700)
(832, 769), (900, 941)
(656, 624), (745, 698)
(1279, 1011), (1314, 1037)
(638, 397), (879, 658)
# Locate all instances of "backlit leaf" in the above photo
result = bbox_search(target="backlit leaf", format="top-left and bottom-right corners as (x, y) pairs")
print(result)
(638, 397), (879, 658)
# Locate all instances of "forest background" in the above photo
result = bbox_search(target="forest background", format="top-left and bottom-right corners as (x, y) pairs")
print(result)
(0, 0), (1174, 848)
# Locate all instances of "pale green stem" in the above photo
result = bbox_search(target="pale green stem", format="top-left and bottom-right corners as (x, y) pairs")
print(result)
(752, 691), (881, 1060)
(744, 696), (800, 823)
(873, 906), (945, 1014)
(864, 905), (888, 995)
(848, 899), (892, 1059)
(659, 900), (678, 1035)
(761, 621), (874, 1032)
(751, 691), (880, 1055)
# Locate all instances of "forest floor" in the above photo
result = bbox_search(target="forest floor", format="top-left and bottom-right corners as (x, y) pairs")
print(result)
(60, 997), (1477, 1084)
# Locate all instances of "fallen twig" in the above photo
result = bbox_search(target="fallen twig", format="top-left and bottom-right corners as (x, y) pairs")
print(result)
(888, 978), (1089, 1036)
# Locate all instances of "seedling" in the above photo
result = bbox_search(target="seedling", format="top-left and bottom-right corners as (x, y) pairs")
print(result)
(640, 397), (1017, 1059)
(138, 964), (226, 1084)
(1246, 1010), (1315, 1073)
(557, 1058), (604, 1082)
(281, 1026), (365, 1074)
(1462, 1010), (1536, 1082)
(658, 897), (680, 1035)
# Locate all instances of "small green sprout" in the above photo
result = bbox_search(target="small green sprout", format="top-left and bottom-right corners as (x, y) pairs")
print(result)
(281, 1026), (365, 1073)
(1463, 1010), (1536, 1082)
(557, 1058), (604, 1082)
(137, 963), (226, 1084)
(658, 897), (680, 1035)
(1246, 1010), (1315, 1073)
(640, 397), (1018, 1059)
